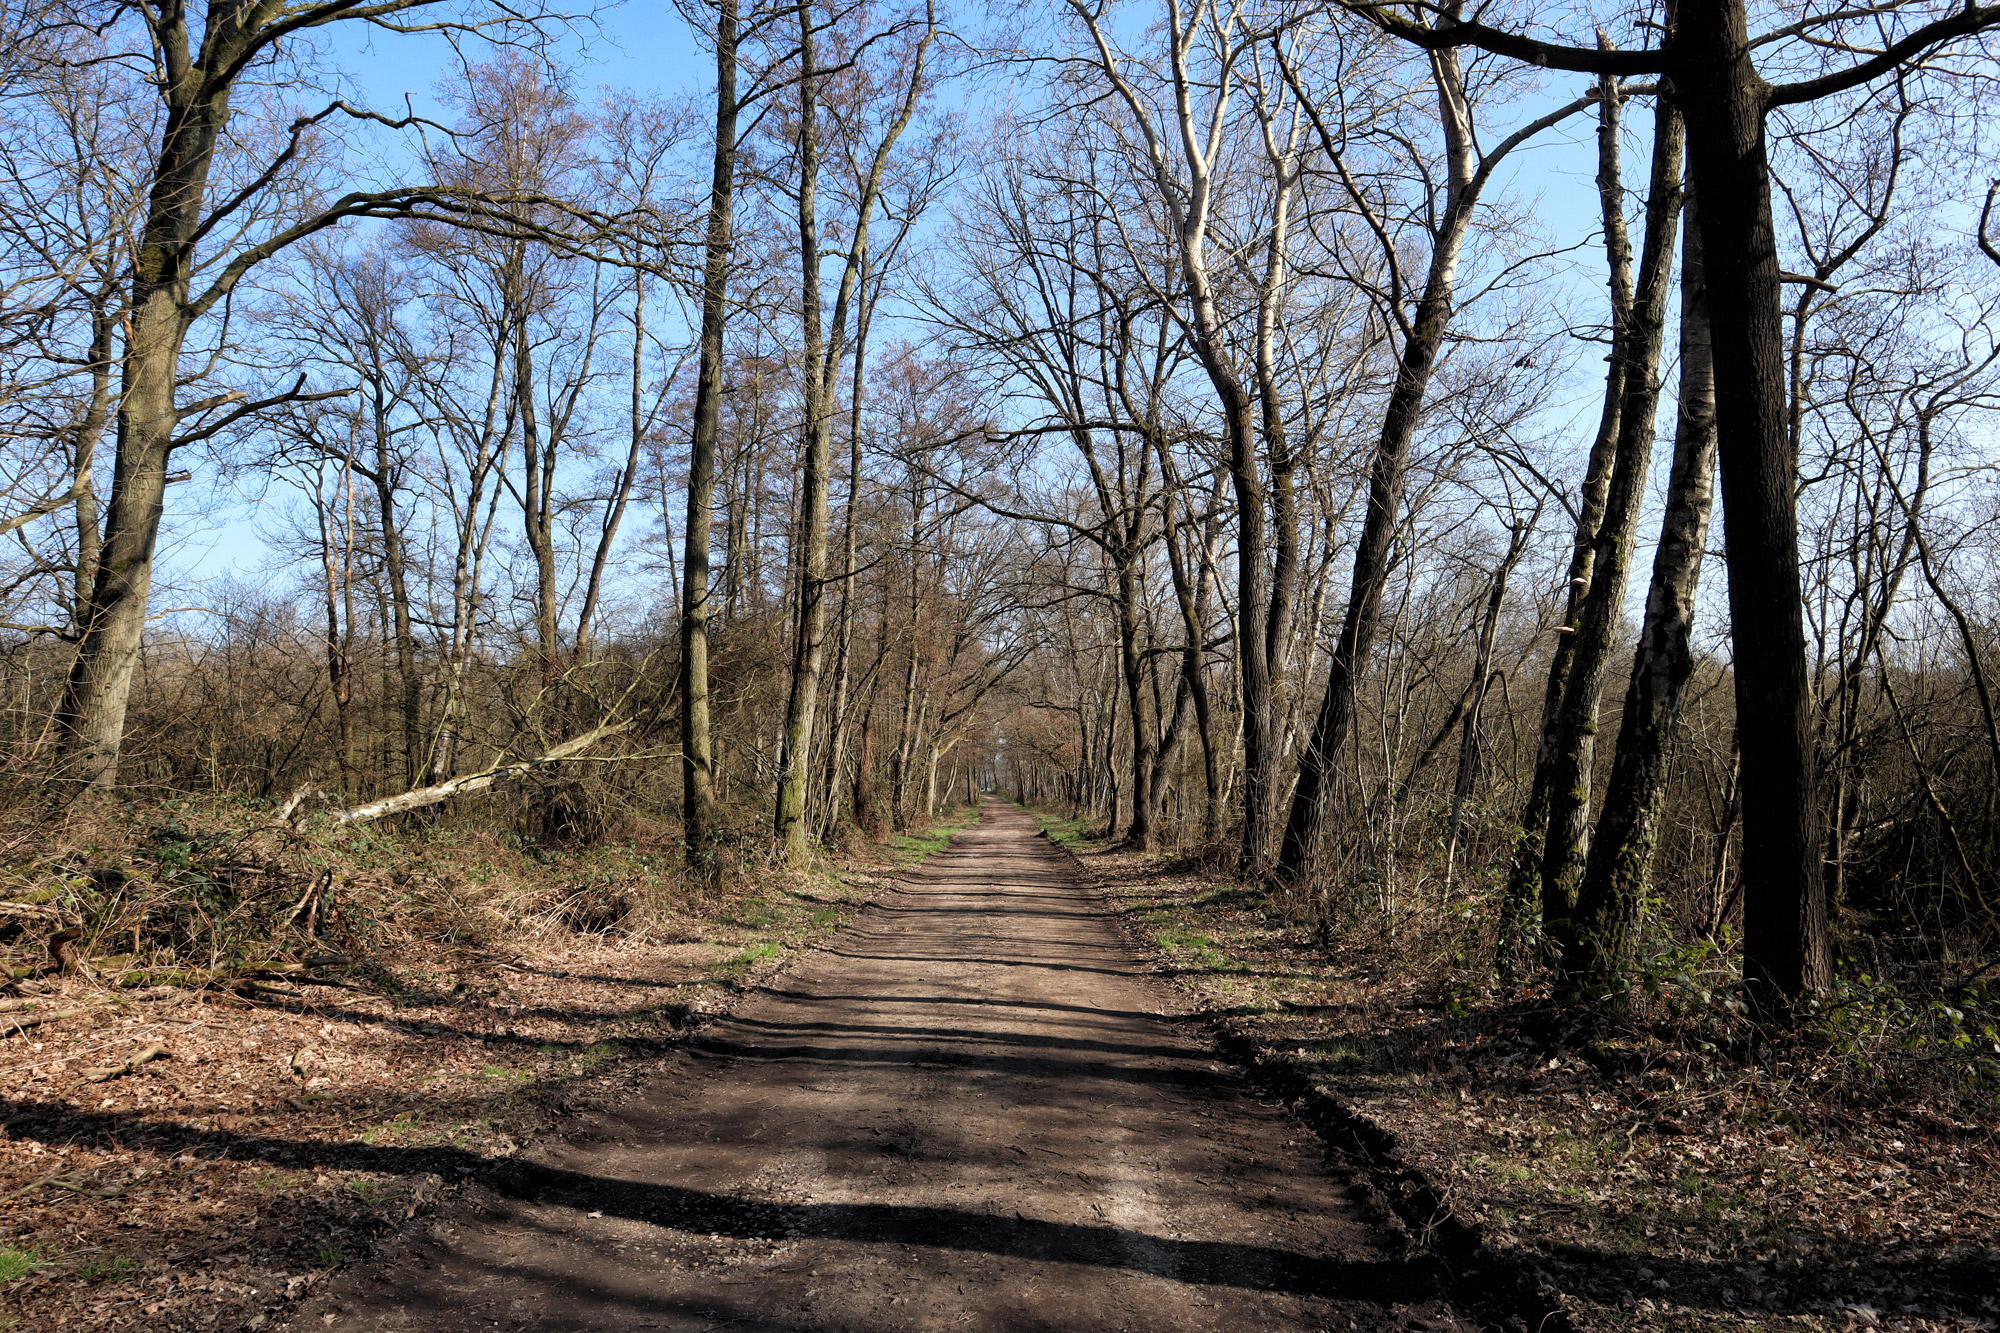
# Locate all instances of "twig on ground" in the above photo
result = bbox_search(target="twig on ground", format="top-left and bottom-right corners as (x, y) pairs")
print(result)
(80, 1042), (167, 1082)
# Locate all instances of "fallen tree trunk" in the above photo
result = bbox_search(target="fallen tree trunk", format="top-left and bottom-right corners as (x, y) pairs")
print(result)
(322, 719), (634, 826)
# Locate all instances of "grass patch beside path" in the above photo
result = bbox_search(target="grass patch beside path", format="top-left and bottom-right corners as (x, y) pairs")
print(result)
(1037, 812), (2000, 1333)
(888, 805), (982, 865)
(1022, 804), (1104, 851)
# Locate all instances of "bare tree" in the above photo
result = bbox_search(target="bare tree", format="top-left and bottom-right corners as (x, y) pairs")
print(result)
(48, 0), (602, 792)
(1341, 0), (2000, 1007)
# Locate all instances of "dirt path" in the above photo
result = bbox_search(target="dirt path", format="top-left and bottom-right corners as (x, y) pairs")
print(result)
(306, 803), (1468, 1332)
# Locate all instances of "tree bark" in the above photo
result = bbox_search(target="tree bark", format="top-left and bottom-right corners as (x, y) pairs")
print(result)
(1541, 77), (1685, 949)
(1115, 547), (1158, 849)
(682, 0), (738, 874)
(774, 4), (832, 862)
(818, 256), (876, 842)
(56, 47), (235, 788)
(1677, 0), (1831, 1006)
(1567, 188), (1717, 992)
(1498, 76), (1637, 973)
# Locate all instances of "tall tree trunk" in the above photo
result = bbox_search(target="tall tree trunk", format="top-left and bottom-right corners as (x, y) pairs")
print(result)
(1541, 78), (1686, 950)
(57, 333), (175, 792)
(681, 0), (738, 873)
(773, 11), (833, 859)
(1116, 550), (1157, 849)
(317, 461), (357, 799)
(367, 377), (422, 788)
(514, 305), (559, 685)
(774, 3), (929, 859)
(819, 256), (875, 841)
(893, 631), (923, 829)
(1498, 74), (1638, 973)
(1678, 0), (1831, 1006)
(1220, 394), (1271, 870)
(1277, 47), (1479, 881)
(1567, 191), (1718, 991)
(1256, 144), (1303, 779)
(56, 60), (233, 788)
(65, 307), (115, 641)
(853, 684), (882, 837)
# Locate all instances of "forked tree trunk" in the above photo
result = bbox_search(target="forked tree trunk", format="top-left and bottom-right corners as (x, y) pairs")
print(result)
(1498, 76), (1638, 974)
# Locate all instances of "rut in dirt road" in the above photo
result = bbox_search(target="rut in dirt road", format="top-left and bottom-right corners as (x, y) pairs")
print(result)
(308, 802), (1471, 1332)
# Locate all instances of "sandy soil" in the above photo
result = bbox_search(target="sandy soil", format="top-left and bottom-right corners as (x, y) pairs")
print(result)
(298, 803), (1469, 1332)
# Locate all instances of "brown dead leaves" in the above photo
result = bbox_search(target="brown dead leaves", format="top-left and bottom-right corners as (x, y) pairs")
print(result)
(1079, 841), (2000, 1333)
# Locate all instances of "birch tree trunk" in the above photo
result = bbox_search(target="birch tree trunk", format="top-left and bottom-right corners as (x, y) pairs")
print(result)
(1567, 191), (1718, 992)
(1540, 78), (1685, 950)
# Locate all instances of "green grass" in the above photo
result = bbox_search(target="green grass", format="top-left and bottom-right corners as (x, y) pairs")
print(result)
(727, 896), (783, 929)
(476, 1064), (534, 1085)
(0, 1248), (42, 1283)
(1155, 926), (1231, 971)
(884, 806), (980, 864)
(360, 1111), (423, 1144)
(888, 829), (951, 861)
(73, 1254), (141, 1283)
(1034, 813), (1100, 848)
(712, 940), (781, 980)
(312, 1241), (347, 1269)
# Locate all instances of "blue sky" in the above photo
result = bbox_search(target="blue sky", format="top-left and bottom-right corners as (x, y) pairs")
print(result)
(167, 3), (710, 598)
(165, 2), (1624, 626)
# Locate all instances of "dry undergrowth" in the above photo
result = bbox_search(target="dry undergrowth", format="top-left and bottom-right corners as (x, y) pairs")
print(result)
(1049, 814), (2000, 1333)
(0, 796), (977, 1332)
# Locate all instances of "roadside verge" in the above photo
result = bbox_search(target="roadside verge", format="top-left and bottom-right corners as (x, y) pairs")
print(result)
(1028, 809), (2000, 1333)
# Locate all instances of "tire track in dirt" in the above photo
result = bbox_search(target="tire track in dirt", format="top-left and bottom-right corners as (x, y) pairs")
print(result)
(303, 801), (1470, 1331)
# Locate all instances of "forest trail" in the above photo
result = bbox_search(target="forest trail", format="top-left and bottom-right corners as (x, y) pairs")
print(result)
(307, 802), (1469, 1332)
